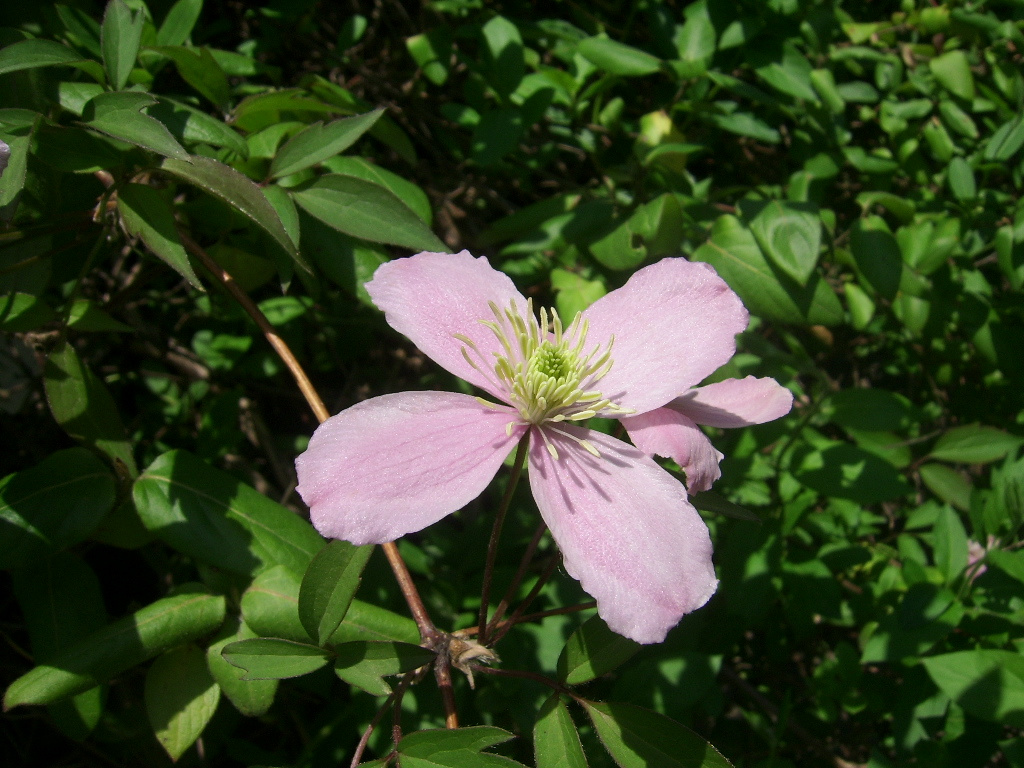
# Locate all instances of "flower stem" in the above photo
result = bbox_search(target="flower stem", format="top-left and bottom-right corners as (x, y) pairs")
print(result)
(489, 552), (561, 645)
(182, 233), (442, 648)
(478, 433), (530, 643)
(484, 521), (547, 640)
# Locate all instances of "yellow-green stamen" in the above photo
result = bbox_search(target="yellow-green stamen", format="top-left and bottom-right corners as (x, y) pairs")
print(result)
(459, 298), (631, 459)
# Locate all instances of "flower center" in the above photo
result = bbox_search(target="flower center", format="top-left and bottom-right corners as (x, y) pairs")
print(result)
(456, 298), (631, 458)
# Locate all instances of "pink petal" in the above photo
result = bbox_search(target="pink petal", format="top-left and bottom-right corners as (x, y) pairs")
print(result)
(365, 251), (528, 399)
(296, 392), (524, 545)
(671, 376), (793, 428)
(580, 259), (748, 415)
(528, 424), (717, 644)
(622, 408), (724, 493)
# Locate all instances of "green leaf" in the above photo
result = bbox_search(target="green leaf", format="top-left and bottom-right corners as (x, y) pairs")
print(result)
(933, 505), (969, 583)
(332, 599), (421, 645)
(922, 650), (1024, 727)
(557, 616), (640, 685)
(983, 115), (1024, 162)
(148, 97), (249, 156)
(0, 292), (57, 332)
(550, 268), (606, 324)
(923, 467), (971, 513)
(704, 109), (780, 143)
(0, 39), (87, 75)
(747, 200), (821, 286)
(947, 156), (976, 201)
(262, 185), (301, 247)
(849, 216), (902, 301)
(298, 540), (374, 645)
(929, 50), (975, 100)
(83, 92), (189, 161)
(826, 388), (916, 433)
(334, 641), (436, 696)
(796, 444), (912, 504)
(134, 450), (324, 577)
(291, 174), (445, 251)
(690, 490), (760, 521)
(44, 342), (137, 475)
(206, 616), (277, 717)
(320, 155), (432, 225)
(271, 108), (384, 178)
(145, 645), (220, 761)
(471, 108), (524, 166)
(930, 424), (1023, 464)
(159, 155), (301, 265)
(692, 214), (842, 325)
(4, 587), (226, 709)
(534, 696), (588, 768)
(0, 450), (116, 570)
(101, 0), (145, 91)
(754, 43), (818, 102)
(118, 183), (204, 288)
(577, 37), (661, 76)
(986, 549), (1024, 586)
(589, 216), (647, 271)
(584, 701), (733, 768)
(151, 46), (230, 110)
(860, 583), (963, 663)
(157, 0), (204, 46)
(241, 565), (310, 642)
(66, 300), (133, 332)
(0, 118), (36, 208)
(481, 16), (524, 97)
(400, 726), (515, 756)
(221, 638), (331, 680)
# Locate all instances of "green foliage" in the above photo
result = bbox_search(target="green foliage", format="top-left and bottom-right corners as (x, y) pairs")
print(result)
(2, 0), (1023, 766)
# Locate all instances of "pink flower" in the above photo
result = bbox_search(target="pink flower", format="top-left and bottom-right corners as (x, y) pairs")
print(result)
(622, 377), (794, 493)
(295, 251), (767, 643)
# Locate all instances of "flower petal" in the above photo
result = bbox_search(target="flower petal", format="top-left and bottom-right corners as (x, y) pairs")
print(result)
(671, 376), (793, 428)
(528, 424), (717, 643)
(296, 391), (524, 545)
(366, 251), (528, 399)
(622, 408), (724, 492)
(580, 259), (748, 414)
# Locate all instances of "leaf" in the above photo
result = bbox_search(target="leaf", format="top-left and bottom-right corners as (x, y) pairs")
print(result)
(151, 46), (230, 110)
(331, 599), (420, 645)
(933, 505), (969, 583)
(471, 108), (524, 166)
(930, 424), (1023, 464)
(557, 616), (640, 685)
(320, 155), (432, 225)
(145, 645), (220, 761)
(0, 450), (116, 570)
(206, 618), (277, 717)
(534, 696), (588, 768)
(66, 300), (133, 332)
(919, 464), (972, 512)
(4, 587), (226, 709)
(986, 549), (1024, 586)
(754, 43), (818, 102)
(44, 341), (137, 475)
(577, 37), (662, 76)
(584, 701), (733, 768)
(133, 450), (324, 577)
(157, 0), (204, 47)
(826, 388), (916, 433)
(241, 565), (310, 642)
(83, 92), (189, 161)
(796, 444), (912, 504)
(929, 50), (975, 100)
(692, 214), (842, 325)
(271, 109), (384, 178)
(947, 156), (977, 201)
(849, 216), (902, 301)
(147, 97), (249, 156)
(333, 641), (436, 696)
(747, 200), (821, 286)
(298, 540), (374, 645)
(550, 268), (606, 324)
(101, 0), (145, 91)
(922, 650), (1024, 727)
(291, 174), (445, 251)
(159, 155), (302, 266)
(400, 727), (515, 756)
(118, 183), (204, 288)
(0, 39), (87, 75)
(0, 292), (57, 332)
(984, 115), (1024, 162)
(481, 16), (524, 97)
(221, 638), (331, 680)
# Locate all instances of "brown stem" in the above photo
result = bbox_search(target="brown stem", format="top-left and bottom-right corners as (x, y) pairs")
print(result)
(434, 652), (460, 729)
(484, 522), (547, 639)
(489, 553), (561, 645)
(182, 233), (441, 650)
(478, 434), (530, 642)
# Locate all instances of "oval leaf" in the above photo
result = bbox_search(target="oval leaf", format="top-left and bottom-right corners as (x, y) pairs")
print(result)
(144, 645), (220, 761)
(270, 108), (384, 178)
(557, 616), (640, 685)
(221, 638), (331, 681)
(298, 540), (374, 645)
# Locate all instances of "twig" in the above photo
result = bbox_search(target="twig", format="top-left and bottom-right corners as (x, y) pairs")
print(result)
(489, 553), (561, 645)
(478, 435), (530, 642)
(484, 521), (548, 640)
(182, 233), (444, 667)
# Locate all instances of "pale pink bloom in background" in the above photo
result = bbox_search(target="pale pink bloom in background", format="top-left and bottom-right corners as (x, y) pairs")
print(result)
(295, 250), (785, 643)
(623, 377), (793, 492)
